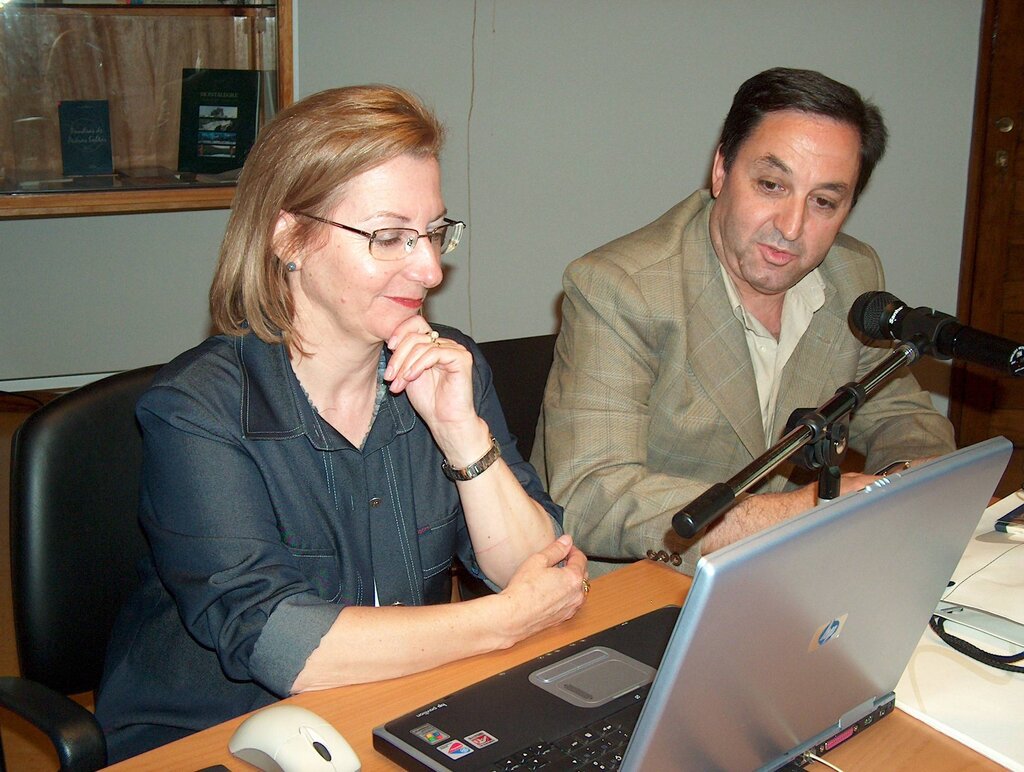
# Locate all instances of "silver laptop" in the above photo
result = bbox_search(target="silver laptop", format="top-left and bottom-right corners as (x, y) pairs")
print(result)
(375, 437), (1011, 771)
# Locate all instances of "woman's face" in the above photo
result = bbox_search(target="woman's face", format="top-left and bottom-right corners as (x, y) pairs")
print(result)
(285, 154), (447, 348)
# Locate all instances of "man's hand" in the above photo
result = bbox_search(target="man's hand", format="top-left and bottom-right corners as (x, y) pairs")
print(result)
(703, 471), (880, 554)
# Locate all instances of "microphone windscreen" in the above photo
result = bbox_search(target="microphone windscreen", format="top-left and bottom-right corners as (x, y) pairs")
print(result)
(850, 291), (901, 339)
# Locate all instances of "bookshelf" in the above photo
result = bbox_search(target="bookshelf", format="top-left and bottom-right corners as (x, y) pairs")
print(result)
(0, 1), (293, 218)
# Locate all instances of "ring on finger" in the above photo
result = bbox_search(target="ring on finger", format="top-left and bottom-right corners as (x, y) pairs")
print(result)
(581, 578), (591, 595)
(427, 329), (439, 344)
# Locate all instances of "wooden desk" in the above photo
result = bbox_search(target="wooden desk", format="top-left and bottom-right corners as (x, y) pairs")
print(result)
(104, 561), (1003, 771)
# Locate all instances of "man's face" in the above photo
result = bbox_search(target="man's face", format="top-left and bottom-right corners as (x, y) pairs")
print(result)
(708, 110), (861, 306)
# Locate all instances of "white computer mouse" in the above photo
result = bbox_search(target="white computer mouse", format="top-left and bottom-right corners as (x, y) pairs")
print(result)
(228, 704), (361, 772)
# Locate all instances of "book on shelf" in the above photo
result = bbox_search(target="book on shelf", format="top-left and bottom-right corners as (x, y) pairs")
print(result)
(58, 99), (114, 176)
(177, 68), (261, 175)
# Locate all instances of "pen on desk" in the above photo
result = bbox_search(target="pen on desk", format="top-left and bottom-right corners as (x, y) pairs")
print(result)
(995, 519), (1024, 535)
(994, 497), (1024, 535)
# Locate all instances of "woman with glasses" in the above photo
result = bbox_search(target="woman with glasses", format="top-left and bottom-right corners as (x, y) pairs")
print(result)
(95, 85), (588, 761)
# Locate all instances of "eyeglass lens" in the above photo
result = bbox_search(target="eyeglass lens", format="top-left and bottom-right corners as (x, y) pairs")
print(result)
(370, 222), (460, 260)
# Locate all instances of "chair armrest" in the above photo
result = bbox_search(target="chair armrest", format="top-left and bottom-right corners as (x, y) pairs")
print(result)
(0, 675), (106, 772)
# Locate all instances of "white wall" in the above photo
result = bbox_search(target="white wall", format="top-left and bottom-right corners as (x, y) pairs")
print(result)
(1, 1), (982, 403)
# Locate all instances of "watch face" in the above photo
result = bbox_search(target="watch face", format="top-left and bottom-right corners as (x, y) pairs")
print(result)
(443, 436), (501, 481)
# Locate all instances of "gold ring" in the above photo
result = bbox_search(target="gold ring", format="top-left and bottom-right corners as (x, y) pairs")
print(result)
(582, 578), (590, 595)
(427, 330), (440, 345)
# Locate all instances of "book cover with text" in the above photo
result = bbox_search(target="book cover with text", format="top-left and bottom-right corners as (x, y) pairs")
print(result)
(178, 68), (261, 174)
(58, 100), (114, 176)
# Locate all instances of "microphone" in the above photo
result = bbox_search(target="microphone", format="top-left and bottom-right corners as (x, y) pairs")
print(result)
(850, 291), (1024, 377)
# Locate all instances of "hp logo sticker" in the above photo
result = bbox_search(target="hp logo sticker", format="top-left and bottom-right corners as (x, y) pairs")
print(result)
(808, 614), (848, 652)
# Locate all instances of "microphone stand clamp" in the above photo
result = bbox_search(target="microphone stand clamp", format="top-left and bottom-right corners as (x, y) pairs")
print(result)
(784, 407), (849, 501)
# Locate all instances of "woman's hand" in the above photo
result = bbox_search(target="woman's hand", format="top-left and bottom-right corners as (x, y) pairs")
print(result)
(385, 317), (492, 460)
(496, 534), (590, 643)
(385, 317), (478, 425)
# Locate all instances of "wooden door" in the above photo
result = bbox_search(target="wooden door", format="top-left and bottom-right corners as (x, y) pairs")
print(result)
(952, 0), (1024, 497)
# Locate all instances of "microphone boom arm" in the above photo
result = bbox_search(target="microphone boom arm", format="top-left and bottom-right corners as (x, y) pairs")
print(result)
(672, 341), (921, 539)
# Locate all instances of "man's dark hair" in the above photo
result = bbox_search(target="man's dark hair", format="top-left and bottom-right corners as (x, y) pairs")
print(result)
(718, 67), (888, 204)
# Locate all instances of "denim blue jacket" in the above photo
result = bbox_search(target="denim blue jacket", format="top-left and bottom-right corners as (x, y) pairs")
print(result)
(95, 326), (562, 761)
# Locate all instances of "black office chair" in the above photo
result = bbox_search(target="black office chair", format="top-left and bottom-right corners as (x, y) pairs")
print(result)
(0, 364), (160, 772)
(476, 333), (557, 461)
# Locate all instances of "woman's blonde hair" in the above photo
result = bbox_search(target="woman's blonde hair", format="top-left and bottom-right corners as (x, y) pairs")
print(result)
(209, 85), (445, 347)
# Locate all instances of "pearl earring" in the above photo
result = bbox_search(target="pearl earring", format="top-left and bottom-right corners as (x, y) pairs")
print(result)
(286, 261), (298, 272)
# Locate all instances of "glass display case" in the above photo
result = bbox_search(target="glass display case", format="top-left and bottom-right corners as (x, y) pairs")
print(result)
(0, 0), (292, 217)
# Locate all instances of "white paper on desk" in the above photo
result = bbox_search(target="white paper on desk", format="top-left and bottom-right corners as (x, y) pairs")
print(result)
(942, 492), (1024, 625)
(896, 493), (1024, 771)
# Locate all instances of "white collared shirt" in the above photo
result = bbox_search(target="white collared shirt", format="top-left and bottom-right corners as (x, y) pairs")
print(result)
(720, 263), (826, 442)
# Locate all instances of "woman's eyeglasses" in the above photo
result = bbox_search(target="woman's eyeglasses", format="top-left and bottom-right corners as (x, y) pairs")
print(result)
(291, 212), (465, 261)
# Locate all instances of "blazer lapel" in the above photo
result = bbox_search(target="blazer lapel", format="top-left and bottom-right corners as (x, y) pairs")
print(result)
(685, 245), (767, 460)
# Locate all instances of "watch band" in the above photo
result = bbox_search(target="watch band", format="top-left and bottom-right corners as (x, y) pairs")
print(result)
(442, 435), (502, 481)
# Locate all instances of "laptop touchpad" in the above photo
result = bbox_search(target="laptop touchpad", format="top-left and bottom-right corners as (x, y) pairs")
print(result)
(528, 646), (657, 708)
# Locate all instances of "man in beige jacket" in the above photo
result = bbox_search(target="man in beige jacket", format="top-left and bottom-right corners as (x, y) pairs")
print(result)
(533, 68), (955, 577)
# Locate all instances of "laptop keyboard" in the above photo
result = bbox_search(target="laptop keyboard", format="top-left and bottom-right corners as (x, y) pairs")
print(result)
(486, 700), (642, 771)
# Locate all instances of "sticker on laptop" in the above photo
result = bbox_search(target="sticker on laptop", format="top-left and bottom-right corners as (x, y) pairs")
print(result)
(808, 613), (848, 652)
(465, 730), (498, 748)
(411, 723), (449, 745)
(437, 739), (475, 759)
